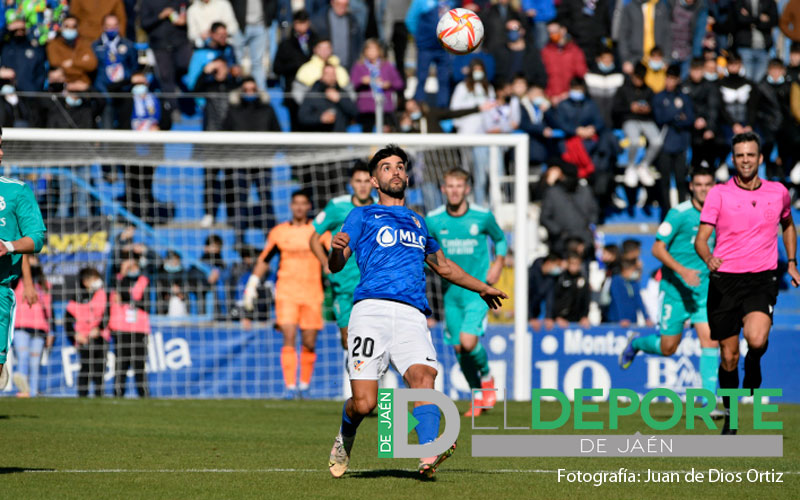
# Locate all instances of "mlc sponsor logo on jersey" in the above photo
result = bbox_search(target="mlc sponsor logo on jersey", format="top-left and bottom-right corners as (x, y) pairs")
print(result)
(376, 226), (426, 250)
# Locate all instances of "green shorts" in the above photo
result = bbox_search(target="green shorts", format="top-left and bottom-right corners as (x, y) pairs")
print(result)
(332, 290), (354, 329)
(442, 287), (488, 346)
(659, 278), (708, 336)
(0, 286), (16, 364)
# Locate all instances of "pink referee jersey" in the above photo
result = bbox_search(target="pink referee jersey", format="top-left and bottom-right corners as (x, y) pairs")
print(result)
(700, 178), (791, 273)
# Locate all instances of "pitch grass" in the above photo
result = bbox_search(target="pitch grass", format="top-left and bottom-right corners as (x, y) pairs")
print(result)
(1, 398), (798, 500)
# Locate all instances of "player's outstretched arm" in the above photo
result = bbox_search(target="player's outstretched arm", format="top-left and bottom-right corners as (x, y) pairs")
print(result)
(0, 235), (41, 257)
(328, 232), (352, 273)
(425, 249), (508, 309)
(781, 214), (800, 287)
(694, 223), (722, 272)
(652, 240), (700, 287)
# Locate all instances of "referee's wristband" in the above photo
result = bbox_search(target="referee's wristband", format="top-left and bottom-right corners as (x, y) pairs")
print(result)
(0, 240), (14, 254)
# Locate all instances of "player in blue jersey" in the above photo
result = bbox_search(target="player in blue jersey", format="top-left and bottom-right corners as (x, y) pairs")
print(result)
(327, 145), (507, 479)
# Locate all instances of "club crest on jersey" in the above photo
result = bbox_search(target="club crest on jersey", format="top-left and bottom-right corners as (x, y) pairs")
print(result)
(411, 216), (421, 228)
(376, 225), (425, 250)
(469, 223), (479, 236)
(353, 360), (365, 372)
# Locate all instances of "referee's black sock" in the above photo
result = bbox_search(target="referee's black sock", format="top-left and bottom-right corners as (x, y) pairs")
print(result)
(743, 341), (769, 396)
(718, 365), (739, 411)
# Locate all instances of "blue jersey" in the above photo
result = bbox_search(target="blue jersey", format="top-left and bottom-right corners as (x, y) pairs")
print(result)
(341, 204), (440, 315)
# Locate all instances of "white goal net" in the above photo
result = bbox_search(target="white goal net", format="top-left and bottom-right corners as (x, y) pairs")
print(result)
(1, 129), (531, 401)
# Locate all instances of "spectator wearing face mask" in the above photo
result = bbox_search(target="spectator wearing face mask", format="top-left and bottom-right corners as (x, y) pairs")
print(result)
(518, 84), (560, 167)
(557, 0), (611, 64)
(12, 255), (53, 398)
(491, 19), (547, 87)
(612, 62), (662, 189)
(607, 257), (652, 326)
(528, 252), (563, 331)
(540, 158), (599, 255)
(66, 267), (109, 397)
(0, 67), (32, 127)
(450, 58), (496, 206)
(46, 15), (98, 85)
(541, 21), (587, 102)
(399, 98), (495, 134)
(617, 0), (672, 75)
(481, 0), (529, 55)
(70, 0), (127, 41)
(219, 77), (281, 236)
(299, 63), (357, 132)
(652, 64), (695, 216)
(585, 46), (625, 127)
(349, 38), (404, 133)
(0, 16), (47, 93)
(644, 46), (667, 93)
(757, 58), (791, 180)
(92, 14), (137, 94)
(682, 57), (724, 169)
(550, 251), (591, 328)
(110, 250), (151, 398)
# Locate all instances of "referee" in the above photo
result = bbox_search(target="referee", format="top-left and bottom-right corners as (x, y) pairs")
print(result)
(695, 131), (800, 435)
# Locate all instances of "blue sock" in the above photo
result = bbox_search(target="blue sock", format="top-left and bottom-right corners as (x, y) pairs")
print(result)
(340, 400), (362, 437)
(631, 334), (662, 355)
(700, 347), (720, 403)
(413, 404), (441, 445)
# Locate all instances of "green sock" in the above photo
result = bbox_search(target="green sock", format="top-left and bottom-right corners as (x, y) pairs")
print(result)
(469, 342), (490, 379)
(699, 347), (720, 403)
(456, 352), (481, 389)
(631, 334), (662, 355)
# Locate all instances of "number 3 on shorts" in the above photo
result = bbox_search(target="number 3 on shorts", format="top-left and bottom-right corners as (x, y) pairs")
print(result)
(351, 336), (375, 358)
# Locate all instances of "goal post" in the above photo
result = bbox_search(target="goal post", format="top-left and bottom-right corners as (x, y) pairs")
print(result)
(2, 128), (532, 401)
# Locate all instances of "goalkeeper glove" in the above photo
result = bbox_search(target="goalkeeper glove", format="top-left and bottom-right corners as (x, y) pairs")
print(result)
(243, 274), (260, 311)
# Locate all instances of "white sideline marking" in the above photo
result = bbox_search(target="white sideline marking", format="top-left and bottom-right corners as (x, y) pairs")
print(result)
(20, 468), (800, 475)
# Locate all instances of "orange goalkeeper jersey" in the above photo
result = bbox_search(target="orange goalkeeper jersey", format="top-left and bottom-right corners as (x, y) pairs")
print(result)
(259, 221), (323, 303)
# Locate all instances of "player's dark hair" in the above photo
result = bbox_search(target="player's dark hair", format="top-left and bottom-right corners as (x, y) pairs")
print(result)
(210, 21), (227, 33)
(443, 167), (472, 184)
(350, 159), (370, 177)
(690, 167), (714, 181)
(621, 258), (638, 270)
(731, 131), (761, 155)
(621, 239), (641, 255)
(291, 189), (312, 207)
(368, 144), (408, 175)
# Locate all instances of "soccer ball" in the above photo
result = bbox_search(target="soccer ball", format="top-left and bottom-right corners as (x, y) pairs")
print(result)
(436, 8), (484, 55)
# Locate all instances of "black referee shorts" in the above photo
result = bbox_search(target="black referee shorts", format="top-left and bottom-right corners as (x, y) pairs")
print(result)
(707, 270), (779, 341)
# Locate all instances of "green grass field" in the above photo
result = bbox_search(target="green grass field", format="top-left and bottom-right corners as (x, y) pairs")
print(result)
(1, 398), (798, 499)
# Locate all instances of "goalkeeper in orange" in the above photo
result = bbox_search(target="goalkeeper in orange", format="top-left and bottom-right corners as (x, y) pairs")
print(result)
(243, 190), (323, 399)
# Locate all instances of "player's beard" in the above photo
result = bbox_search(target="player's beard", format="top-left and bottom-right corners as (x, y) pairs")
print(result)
(379, 177), (407, 199)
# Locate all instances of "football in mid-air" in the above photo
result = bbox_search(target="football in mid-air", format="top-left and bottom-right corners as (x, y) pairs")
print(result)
(436, 8), (484, 55)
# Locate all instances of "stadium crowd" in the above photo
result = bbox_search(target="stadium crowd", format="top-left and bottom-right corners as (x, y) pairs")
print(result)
(5, 0), (800, 397)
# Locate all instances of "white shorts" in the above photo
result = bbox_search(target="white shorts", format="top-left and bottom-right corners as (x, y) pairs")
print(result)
(347, 299), (438, 380)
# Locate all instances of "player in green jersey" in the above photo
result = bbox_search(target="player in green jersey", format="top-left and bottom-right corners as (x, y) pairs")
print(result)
(309, 162), (374, 348)
(426, 167), (507, 417)
(620, 168), (724, 416)
(0, 130), (47, 389)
